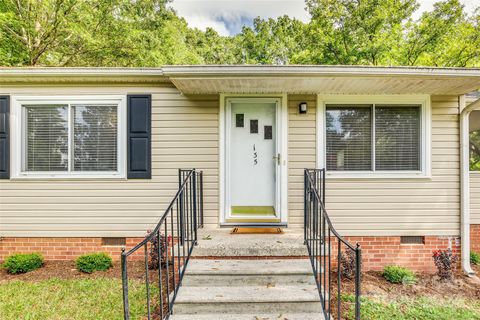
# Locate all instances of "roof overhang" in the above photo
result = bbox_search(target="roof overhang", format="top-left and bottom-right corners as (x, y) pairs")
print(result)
(162, 65), (480, 95)
(0, 67), (167, 84)
(0, 65), (479, 95)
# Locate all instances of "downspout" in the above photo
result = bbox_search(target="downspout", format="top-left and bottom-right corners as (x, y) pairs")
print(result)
(460, 95), (480, 276)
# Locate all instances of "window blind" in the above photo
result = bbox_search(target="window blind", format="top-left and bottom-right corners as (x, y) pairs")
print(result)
(326, 105), (372, 171)
(375, 105), (420, 171)
(74, 105), (117, 171)
(26, 106), (68, 171)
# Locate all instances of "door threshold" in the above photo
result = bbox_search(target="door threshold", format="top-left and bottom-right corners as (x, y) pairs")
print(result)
(221, 222), (287, 227)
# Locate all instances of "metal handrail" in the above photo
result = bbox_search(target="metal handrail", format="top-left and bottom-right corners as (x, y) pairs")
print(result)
(121, 168), (204, 320)
(304, 168), (361, 320)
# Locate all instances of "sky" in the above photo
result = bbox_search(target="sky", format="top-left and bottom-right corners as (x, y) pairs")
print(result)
(169, 0), (478, 36)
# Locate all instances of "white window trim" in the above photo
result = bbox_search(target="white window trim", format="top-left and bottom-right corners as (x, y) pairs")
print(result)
(316, 94), (431, 179)
(11, 95), (127, 179)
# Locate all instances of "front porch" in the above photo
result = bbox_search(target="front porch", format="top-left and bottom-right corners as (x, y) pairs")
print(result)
(120, 168), (361, 320)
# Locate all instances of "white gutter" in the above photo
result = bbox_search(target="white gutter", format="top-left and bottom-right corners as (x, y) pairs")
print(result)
(0, 67), (164, 77)
(460, 95), (480, 276)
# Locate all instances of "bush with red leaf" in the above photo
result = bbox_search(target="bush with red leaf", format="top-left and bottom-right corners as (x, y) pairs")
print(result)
(146, 230), (169, 270)
(432, 248), (458, 280)
(340, 250), (358, 280)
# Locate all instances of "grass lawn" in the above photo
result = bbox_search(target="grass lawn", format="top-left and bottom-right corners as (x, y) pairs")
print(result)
(344, 295), (480, 320)
(0, 278), (153, 320)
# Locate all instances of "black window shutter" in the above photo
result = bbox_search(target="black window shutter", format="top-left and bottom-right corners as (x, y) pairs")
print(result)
(0, 96), (9, 179)
(127, 95), (151, 179)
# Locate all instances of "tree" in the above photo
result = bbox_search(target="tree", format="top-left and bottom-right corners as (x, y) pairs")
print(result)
(235, 16), (308, 65)
(304, 0), (418, 65)
(0, 0), (79, 66)
(186, 27), (239, 64)
(0, 0), (479, 67)
(0, 0), (203, 66)
(400, 0), (480, 67)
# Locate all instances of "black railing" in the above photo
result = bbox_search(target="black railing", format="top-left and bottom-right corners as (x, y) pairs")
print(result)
(121, 169), (203, 320)
(304, 168), (361, 320)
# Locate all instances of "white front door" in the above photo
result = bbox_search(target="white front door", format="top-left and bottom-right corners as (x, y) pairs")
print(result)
(225, 98), (282, 223)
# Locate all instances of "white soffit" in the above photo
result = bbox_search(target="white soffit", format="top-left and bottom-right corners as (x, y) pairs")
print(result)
(163, 66), (480, 95)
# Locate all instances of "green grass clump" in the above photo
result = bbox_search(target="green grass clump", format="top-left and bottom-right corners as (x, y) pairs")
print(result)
(76, 253), (113, 274)
(344, 296), (480, 320)
(382, 265), (417, 284)
(0, 278), (155, 320)
(1, 253), (44, 274)
(471, 252), (480, 265)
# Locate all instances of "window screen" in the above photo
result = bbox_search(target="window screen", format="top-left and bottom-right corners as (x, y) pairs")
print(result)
(74, 105), (117, 171)
(326, 105), (372, 171)
(26, 106), (68, 171)
(375, 105), (420, 171)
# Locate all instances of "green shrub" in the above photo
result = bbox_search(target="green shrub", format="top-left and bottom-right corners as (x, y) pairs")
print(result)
(471, 252), (480, 265)
(76, 253), (113, 273)
(1, 253), (44, 274)
(382, 265), (417, 284)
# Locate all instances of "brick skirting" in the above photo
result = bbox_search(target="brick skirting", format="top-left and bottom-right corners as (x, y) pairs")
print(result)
(342, 236), (460, 272)
(0, 237), (144, 261)
(0, 235), (461, 273)
(472, 225), (480, 253)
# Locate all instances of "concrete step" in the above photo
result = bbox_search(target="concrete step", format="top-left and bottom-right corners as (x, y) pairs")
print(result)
(187, 259), (313, 275)
(169, 313), (326, 320)
(172, 285), (322, 314)
(193, 229), (308, 257)
(182, 259), (316, 286)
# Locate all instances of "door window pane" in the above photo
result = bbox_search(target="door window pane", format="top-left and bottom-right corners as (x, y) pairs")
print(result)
(25, 106), (68, 171)
(326, 105), (372, 171)
(375, 105), (421, 170)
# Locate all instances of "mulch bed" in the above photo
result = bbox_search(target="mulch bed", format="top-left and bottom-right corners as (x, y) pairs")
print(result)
(349, 269), (480, 300)
(327, 267), (480, 319)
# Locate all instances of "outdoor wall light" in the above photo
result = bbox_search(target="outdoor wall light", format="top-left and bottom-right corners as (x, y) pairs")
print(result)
(299, 102), (307, 114)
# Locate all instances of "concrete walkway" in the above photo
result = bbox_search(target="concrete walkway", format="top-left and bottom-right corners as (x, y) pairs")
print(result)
(169, 228), (326, 320)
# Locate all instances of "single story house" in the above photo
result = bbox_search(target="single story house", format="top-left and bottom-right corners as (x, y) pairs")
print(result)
(0, 65), (480, 274)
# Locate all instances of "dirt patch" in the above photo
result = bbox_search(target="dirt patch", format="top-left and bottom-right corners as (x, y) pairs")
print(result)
(360, 271), (480, 300)
(0, 260), (148, 282)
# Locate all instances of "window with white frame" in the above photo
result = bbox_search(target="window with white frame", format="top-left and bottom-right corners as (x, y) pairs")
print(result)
(323, 100), (426, 174)
(13, 96), (125, 178)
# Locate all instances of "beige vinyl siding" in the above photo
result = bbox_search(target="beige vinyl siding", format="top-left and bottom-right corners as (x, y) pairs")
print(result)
(0, 84), (219, 237)
(1, 88), (462, 237)
(470, 172), (480, 224)
(288, 95), (461, 236)
(288, 94), (317, 227)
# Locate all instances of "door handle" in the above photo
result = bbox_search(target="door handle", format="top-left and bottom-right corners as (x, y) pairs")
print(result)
(273, 153), (281, 165)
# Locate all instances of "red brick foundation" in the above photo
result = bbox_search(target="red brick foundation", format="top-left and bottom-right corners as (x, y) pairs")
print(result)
(0, 235), (461, 273)
(0, 237), (144, 262)
(343, 236), (460, 272)
(472, 224), (480, 253)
